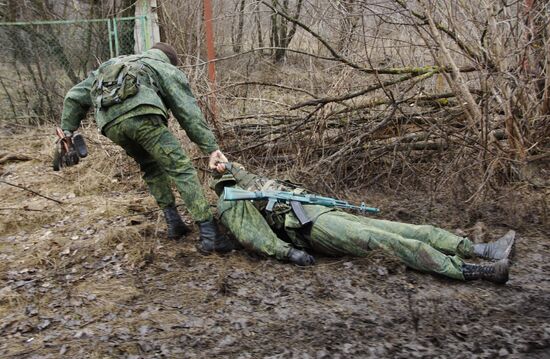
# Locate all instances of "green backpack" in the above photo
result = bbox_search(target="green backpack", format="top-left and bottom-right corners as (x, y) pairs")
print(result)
(91, 59), (144, 109)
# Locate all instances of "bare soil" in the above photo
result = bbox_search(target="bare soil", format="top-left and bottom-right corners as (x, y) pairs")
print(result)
(0, 125), (549, 359)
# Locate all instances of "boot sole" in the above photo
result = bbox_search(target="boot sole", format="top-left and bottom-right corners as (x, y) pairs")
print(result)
(492, 259), (510, 284)
(195, 242), (214, 256)
(497, 230), (516, 260)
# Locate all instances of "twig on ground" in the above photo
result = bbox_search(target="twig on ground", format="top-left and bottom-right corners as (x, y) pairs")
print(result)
(0, 179), (63, 204)
(0, 207), (44, 212)
(0, 153), (33, 165)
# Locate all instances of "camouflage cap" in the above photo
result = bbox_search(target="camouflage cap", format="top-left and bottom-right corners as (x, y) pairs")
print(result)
(210, 162), (247, 195)
(210, 162), (244, 196)
(211, 173), (236, 195)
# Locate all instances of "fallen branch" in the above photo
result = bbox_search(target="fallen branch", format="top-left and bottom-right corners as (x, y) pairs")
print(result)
(290, 71), (436, 110)
(0, 207), (44, 212)
(0, 153), (32, 165)
(316, 103), (401, 167)
(0, 180), (63, 204)
(210, 81), (317, 98)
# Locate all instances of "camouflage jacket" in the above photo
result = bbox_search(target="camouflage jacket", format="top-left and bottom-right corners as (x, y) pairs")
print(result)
(213, 167), (333, 259)
(60, 49), (219, 154)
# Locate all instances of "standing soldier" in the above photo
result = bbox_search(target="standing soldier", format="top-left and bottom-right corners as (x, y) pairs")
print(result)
(212, 163), (515, 284)
(58, 42), (235, 253)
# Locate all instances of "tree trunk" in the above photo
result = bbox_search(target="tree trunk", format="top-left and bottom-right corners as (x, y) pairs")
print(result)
(271, 0), (303, 63)
(232, 0), (246, 53)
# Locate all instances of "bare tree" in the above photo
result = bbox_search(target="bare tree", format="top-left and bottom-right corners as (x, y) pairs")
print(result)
(2, 0), (548, 196)
(232, 0), (247, 53)
(265, 0), (303, 62)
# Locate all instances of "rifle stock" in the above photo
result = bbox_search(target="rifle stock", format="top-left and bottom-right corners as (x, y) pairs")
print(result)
(223, 187), (263, 200)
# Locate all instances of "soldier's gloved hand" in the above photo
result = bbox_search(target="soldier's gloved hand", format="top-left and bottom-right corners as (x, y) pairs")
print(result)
(209, 150), (228, 173)
(287, 248), (315, 266)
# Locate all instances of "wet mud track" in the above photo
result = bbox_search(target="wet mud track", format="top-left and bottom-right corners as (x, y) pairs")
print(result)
(0, 127), (549, 358)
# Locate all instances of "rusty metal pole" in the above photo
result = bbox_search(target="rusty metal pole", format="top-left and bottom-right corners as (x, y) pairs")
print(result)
(203, 0), (223, 141)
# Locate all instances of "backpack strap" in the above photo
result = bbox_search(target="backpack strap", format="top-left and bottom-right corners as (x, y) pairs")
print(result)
(140, 62), (165, 98)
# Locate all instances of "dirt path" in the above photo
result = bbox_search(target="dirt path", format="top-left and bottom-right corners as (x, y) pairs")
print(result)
(0, 126), (549, 358)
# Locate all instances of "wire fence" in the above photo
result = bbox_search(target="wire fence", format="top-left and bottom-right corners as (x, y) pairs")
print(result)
(0, 16), (147, 123)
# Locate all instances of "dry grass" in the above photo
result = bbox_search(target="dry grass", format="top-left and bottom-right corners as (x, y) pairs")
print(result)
(0, 122), (222, 356)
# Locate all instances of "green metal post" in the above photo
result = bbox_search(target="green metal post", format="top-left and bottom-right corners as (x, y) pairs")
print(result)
(113, 18), (120, 56)
(135, 0), (150, 51)
(143, 15), (150, 50)
(107, 19), (114, 58)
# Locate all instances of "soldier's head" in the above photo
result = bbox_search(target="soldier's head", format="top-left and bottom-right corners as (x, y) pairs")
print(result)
(211, 162), (246, 195)
(151, 42), (179, 66)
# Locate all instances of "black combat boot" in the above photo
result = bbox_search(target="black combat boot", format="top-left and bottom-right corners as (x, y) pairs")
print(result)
(287, 248), (316, 266)
(462, 259), (510, 284)
(474, 230), (515, 260)
(196, 220), (238, 254)
(163, 206), (191, 240)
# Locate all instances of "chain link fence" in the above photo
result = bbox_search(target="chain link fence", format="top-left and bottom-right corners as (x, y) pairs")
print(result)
(0, 17), (146, 123)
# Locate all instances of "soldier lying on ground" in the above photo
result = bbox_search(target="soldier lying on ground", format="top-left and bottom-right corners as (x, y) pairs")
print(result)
(59, 42), (235, 253)
(212, 163), (515, 284)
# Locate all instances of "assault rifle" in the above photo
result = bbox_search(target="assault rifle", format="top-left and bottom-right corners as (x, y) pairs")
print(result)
(52, 127), (88, 171)
(223, 187), (380, 226)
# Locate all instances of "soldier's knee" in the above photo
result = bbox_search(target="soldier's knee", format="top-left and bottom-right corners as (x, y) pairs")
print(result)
(416, 224), (436, 237)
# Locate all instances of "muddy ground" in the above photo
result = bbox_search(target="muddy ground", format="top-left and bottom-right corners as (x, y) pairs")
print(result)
(0, 124), (549, 359)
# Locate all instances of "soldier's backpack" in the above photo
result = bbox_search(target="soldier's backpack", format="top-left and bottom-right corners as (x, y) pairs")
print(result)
(91, 59), (145, 109)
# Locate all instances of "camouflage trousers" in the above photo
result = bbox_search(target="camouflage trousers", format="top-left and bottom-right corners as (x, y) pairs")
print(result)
(104, 115), (212, 222)
(309, 211), (475, 280)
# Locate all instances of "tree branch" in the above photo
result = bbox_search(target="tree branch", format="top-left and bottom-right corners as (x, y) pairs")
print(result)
(0, 180), (63, 204)
(290, 71), (437, 110)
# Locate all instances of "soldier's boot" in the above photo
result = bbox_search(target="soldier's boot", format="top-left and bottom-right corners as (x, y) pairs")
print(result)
(462, 259), (510, 284)
(163, 206), (191, 240)
(287, 248), (315, 266)
(196, 220), (238, 254)
(474, 230), (515, 260)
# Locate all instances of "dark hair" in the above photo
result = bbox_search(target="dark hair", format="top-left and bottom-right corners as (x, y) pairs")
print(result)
(151, 42), (179, 66)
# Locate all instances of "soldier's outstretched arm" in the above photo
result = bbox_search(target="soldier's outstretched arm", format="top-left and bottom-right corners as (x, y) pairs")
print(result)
(218, 188), (292, 261)
(155, 66), (219, 155)
(60, 75), (94, 132)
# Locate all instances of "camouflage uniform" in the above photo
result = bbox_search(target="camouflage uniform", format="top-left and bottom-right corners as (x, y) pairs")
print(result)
(60, 49), (218, 222)
(214, 167), (476, 280)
